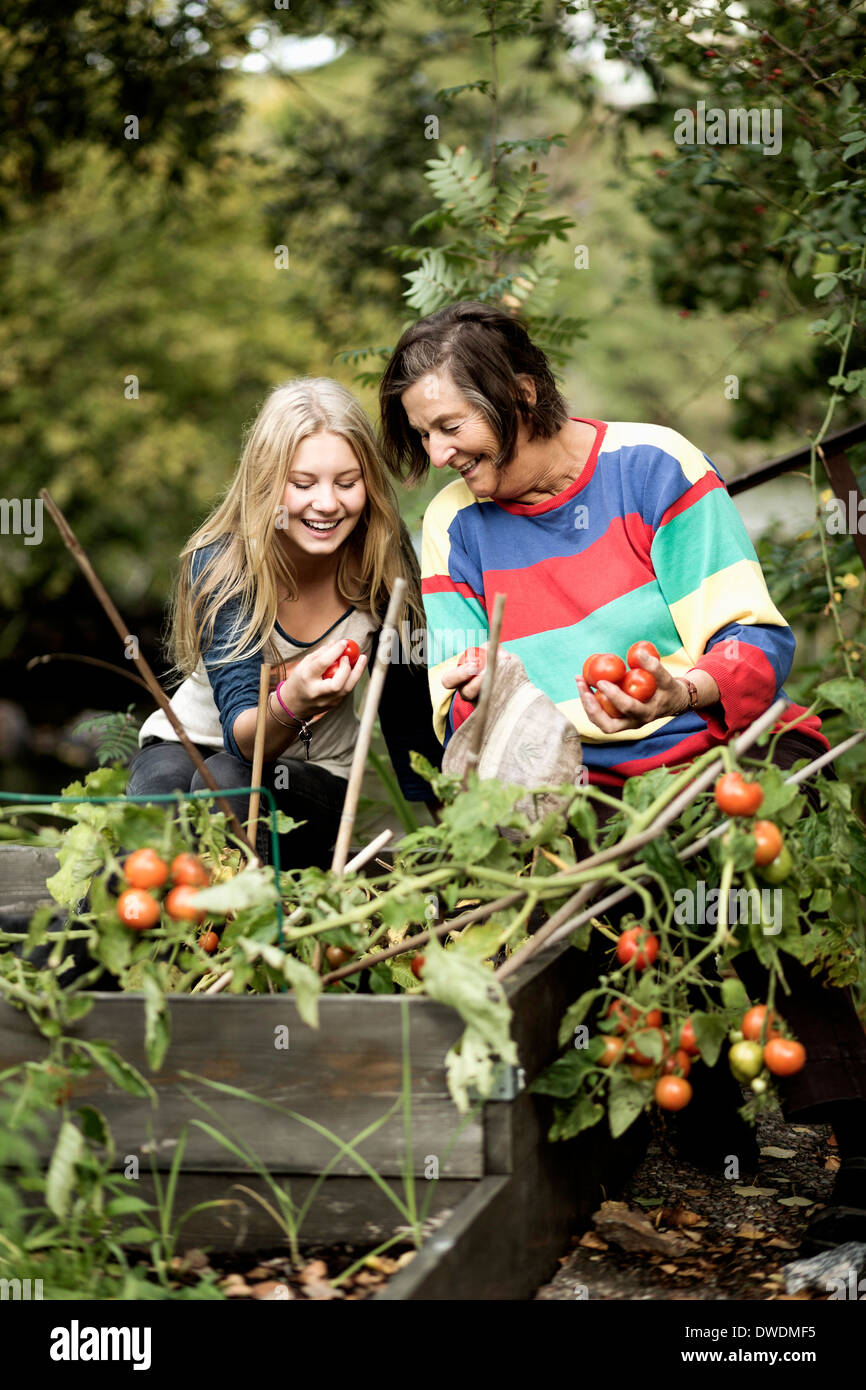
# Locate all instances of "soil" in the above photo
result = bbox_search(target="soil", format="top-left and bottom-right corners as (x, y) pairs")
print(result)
(535, 1104), (839, 1301)
(161, 1241), (417, 1300)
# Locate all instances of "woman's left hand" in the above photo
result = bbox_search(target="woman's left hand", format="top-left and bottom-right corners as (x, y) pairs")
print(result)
(575, 654), (690, 733)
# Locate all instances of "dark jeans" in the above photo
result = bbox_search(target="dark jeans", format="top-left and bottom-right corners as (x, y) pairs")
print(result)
(126, 738), (347, 871)
(572, 730), (866, 1121)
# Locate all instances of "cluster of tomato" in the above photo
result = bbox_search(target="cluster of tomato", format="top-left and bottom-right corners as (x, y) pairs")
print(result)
(713, 771), (791, 881)
(728, 1005), (806, 1090)
(598, 997), (700, 1112)
(115, 849), (220, 953)
(581, 641), (659, 716)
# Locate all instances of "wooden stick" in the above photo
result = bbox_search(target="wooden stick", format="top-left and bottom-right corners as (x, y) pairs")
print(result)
(329, 579), (407, 875)
(26, 651), (151, 691)
(40, 489), (256, 855)
(462, 592), (506, 788)
(343, 828), (393, 875)
(247, 663), (271, 840)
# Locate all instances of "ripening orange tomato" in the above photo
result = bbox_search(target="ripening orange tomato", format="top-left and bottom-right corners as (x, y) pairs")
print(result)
(170, 853), (209, 887)
(165, 885), (206, 922)
(117, 888), (161, 931)
(654, 1075), (693, 1110)
(124, 848), (169, 890)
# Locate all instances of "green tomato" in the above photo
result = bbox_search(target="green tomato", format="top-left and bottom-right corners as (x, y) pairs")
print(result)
(751, 1075), (768, 1094)
(728, 1028), (744, 1044)
(728, 1040), (764, 1082)
(757, 844), (793, 885)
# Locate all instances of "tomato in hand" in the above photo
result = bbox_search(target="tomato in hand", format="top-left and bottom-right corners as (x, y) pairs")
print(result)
(626, 640), (660, 668)
(323, 638), (361, 680)
(596, 692), (620, 718)
(621, 668), (657, 702)
(763, 1037), (806, 1075)
(458, 646), (487, 670)
(117, 888), (161, 930)
(714, 772), (764, 817)
(200, 930), (220, 954)
(165, 885), (206, 922)
(124, 848), (169, 890)
(170, 852), (209, 887)
(741, 1004), (778, 1041)
(654, 1076), (693, 1110)
(678, 1018), (701, 1056)
(752, 820), (783, 866)
(410, 954), (426, 979)
(582, 653), (627, 688)
(616, 926), (659, 971)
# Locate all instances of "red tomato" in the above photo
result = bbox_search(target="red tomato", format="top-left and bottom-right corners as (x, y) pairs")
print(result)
(714, 772), (764, 817)
(410, 955), (426, 979)
(582, 653), (627, 688)
(616, 926), (659, 971)
(621, 668), (657, 702)
(124, 848), (169, 890)
(323, 638), (361, 680)
(662, 1048), (692, 1078)
(599, 1037), (625, 1067)
(170, 852), (209, 887)
(596, 692), (620, 718)
(117, 888), (161, 930)
(742, 1004), (778, 1041)
(753, 821), (784, 866)
(164, 885), (206, 922)
(457, 646), (487, 669)
(325, 945), (351, 969)
(607, 1000), (640, 1033)
(626, 641), (660, 668)
(200, 930), (220, 954)
(678, 1018), (701, 1056)
(763, 1037), (806, 1075)
(654, 1076), (693, 1110)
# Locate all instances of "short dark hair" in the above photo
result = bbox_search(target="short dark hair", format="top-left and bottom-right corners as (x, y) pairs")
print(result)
(378, 301), (570, 484)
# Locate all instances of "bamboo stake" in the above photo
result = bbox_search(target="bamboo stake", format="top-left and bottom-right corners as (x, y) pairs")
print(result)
(40, 489), (256, 855)
(329, 579), (407, 875)
(462, 592), (506, 788)
(247, 663), (271, 841)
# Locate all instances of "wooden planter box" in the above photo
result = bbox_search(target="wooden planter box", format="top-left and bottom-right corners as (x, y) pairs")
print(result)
(0, 844), (645, 1300)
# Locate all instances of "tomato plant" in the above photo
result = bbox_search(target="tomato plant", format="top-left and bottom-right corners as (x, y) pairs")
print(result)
(714, 772), (764, 817)
(124, 848), (168, 890)
(621, 668), (657, 702)
(582, 653), (627, 687)
(116, 888), (161, 931)
(626, 640), (659, 668)
(615, 926), (659, 970)
(763, 1038), (806, 1076)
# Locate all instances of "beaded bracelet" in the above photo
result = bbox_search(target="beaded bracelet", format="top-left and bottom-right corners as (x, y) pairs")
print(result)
(273, 681), (313, 759)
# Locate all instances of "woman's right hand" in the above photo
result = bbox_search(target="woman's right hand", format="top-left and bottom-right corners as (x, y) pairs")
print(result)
(275, 639), (368, 721)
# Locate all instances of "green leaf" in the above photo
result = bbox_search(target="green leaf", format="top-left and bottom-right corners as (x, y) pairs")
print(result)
(46, 1120), (84, 1219)
(368, 962), (395, 994)
(608, 1071), (650, 1138)
(75, 1105), (113, 1157)
(141, 964), (171, 1071)
(422, 945), (516, 1112)
(690, 1011), (728, 1068)
(45, 821), (105, 909)
(721, 978), (750, 1012)
(193, 865), (279, 914)
(817, 677), (866, 725)
(549, 1095), (604, 1141)
(530, 1049), (593, 1098)
(280, 954), (321, 1029)
(106, 1193), (155, 1216)
(79, 1040), (156, 1102)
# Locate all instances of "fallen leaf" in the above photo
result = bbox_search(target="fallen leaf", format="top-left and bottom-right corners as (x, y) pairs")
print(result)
(733, 1185), (778, 1197)
(777, 1195), (814, 1207)
(301, 1280), (343, 1300)
(761, 1146), (797, 1159)
(250, 1280), (294, 1301)
(776, 1290), (812, 1300)
(364, 1254), (399, 1275)
(394, 1251), (415, 1270)
(592, 1200), (692, 1256)
(825, 1156), (841, 1172)
(659, 1208), (702, 1228)
(828, 1132), (838, 1147)
(767, 1237), (798, 1250)
(734, 1223), (767, 1240)
(681, 1230), (703, 1243)
(245, 1265), (273, 1280)
(683, 1188), (709, 1197)
(220, 1274), (252, 1298)
(578, 1230), (609, 1250)
(660, 1263), (679, 1274)
(298, 1259), (329, 1284)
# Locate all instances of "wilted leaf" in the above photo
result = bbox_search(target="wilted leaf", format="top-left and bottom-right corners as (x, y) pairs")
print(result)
(761, 1146), (797, 1158)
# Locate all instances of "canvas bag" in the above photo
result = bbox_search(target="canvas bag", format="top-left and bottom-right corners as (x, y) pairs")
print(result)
(441, 650), (584, 827)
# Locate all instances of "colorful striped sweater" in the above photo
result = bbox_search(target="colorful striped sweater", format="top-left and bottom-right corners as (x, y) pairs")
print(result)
(421, 418), (828, 785)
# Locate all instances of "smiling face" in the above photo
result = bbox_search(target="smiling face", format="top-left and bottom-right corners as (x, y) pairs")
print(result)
(277, 431), (367, 563)
(400, 371), (506, 498)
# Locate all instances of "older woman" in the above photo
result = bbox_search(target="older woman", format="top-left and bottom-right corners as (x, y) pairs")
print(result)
(378, 300), (866, 1255)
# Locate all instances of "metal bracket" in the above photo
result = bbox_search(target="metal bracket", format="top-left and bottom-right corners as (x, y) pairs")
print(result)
(471, 1061), (527, 1104)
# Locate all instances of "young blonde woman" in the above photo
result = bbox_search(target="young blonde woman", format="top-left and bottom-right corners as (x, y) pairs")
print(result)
(128, 378), (441, 867)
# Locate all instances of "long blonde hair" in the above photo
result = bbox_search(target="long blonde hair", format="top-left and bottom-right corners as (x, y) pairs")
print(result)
(168, 378), (424, 679)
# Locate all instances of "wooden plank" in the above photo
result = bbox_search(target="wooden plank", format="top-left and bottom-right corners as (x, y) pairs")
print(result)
(0, 844), (61, 913)
(0, 993), (484, 1177)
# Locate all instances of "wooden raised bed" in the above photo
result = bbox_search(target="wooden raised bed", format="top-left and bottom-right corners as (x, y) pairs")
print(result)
(0, 843), (646, 1300)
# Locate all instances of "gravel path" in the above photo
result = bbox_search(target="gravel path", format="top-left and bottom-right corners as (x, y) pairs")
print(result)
(535, 1103), (838, 1301)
